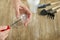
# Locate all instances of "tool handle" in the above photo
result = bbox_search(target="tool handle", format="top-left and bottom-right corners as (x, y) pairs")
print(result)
(45, 3), (51, 6)
(0, 25), (10, 32)
(38, 3), (51, 8)
(0, 18), (21, 32)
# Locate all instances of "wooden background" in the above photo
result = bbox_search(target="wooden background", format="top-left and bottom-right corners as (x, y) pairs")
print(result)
(0, 0), (60, 40)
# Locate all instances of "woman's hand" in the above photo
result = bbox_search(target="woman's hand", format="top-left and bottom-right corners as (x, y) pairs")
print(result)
(13, 0), (32, 26)
(0, 26), (10, 40)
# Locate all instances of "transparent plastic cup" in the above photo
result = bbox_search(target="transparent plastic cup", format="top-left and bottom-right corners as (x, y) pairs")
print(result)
(20, 14), (27, 23)
(27, 0), (40, 13)
(12, 14), (27, 26)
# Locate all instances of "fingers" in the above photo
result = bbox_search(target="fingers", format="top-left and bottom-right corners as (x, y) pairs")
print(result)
(24, 18), (30, 26)
(0, 26), (7, 30)
(19, 5), (32, 26)
(0, 30), (10, 40)
(2, 29), (10, 39)
(23, 6), (32, 26)
(3, 34), (8, 40)
(20, 5), (32, 18)
(15, 7), (20, 18)
(0, 26), (10, 32)
(0, 26), (10, 40)
(0, 25), (10, 32)
(15, 3), (32, 26)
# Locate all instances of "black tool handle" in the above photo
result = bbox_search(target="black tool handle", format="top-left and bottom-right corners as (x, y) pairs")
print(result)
(38, 3), (51, 8)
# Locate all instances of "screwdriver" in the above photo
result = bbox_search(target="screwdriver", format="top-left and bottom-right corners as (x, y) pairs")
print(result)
(0, 14), (27, 32)
(0, 18), (21, 32)
(40, 6), (60, 19)
(38, 1), (60, 8)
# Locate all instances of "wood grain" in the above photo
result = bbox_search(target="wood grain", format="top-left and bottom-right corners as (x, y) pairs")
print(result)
(0, 0), (60, 40)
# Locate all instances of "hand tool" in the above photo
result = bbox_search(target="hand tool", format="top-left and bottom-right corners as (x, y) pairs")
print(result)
(0, 14), (27, 32)
(40, 6), (60, 19)
(38, 1), (60, 8)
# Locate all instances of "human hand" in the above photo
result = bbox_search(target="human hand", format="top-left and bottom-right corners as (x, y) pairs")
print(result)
(13, 0), (32, 26)
(0, 26), (10, 40)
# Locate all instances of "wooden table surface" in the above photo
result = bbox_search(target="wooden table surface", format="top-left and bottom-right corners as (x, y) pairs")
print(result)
(0, 0), (60, 40)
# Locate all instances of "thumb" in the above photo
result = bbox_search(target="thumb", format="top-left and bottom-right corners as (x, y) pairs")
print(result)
(24, 18), (30, 27)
